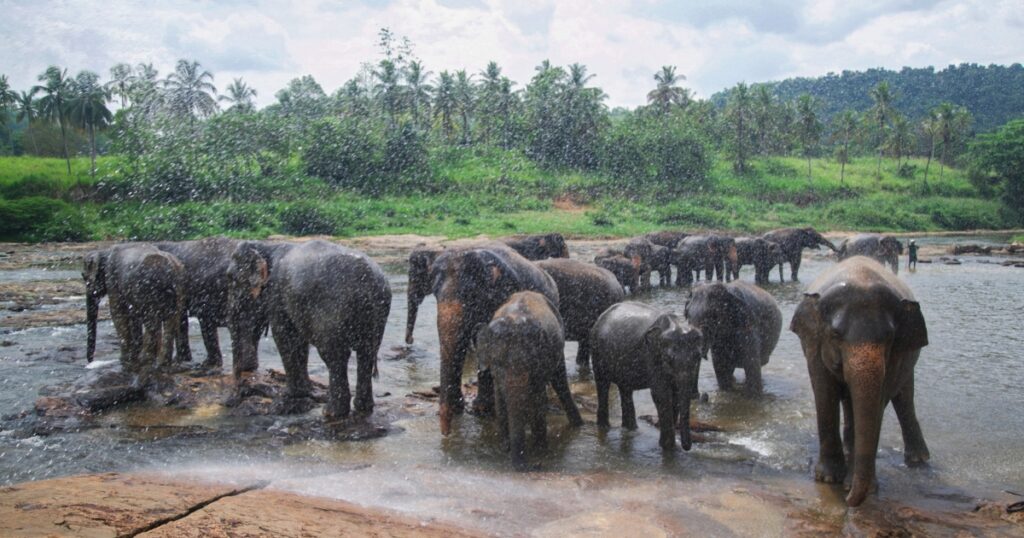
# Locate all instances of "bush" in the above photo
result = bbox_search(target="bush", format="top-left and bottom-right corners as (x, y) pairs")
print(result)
(0, 197), (72, 239)
(33, 206), (91, 242)
(278, 202), (336, 236)
(0, 174), (66, 199)
(896, 163), (917, 178)
(303, 118), (379, 191)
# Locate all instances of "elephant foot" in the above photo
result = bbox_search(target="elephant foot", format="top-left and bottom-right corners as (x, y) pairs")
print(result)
(470, 399), (495, 417)
(815, 459), (847, 484)
(273, 394), (317, 415)
(904, 446), (931, 467)
(353, 397), (374, 417)
(323, 403), (351, 420)
(200, 356), (223, 370)
(659, 436), (676, 451)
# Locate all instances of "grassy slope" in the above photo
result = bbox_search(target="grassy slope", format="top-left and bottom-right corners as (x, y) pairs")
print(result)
(0, 151), (1016, 241)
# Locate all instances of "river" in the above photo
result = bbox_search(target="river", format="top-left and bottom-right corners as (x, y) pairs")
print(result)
(0, 235), (1021, 534)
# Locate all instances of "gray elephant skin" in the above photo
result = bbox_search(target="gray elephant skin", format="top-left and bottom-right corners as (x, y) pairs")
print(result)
(101, 244), (187, 372)
(430, 242), (560, 435)
(500, 233), (570, 261)
(473, 291), (584, 468)
(535, 258), (625, 370)
(685, 281), (782, 395)
(735, 237), (784, 284)
(227, 240), (391, 419)
(790, 256), (929, 507)
(405, 245), (443, 344)
(838, 234), (903, 274)
(591, 302), (703, 451)
(762, 227), (838, 281)
(594, 252), (640, 294)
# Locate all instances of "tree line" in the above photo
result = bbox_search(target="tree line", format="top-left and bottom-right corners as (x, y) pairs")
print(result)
(0, 29), (1019, 213)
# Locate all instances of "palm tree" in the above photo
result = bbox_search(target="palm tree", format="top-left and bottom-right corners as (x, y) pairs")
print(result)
(67, 71), (113, 177)
(163, 59), (218, 122)
(405, 60), (433, 130)
(887, 113), (912, 169)
(0, 75), (16, 154)
(646, 66), (689, 115)
(726, 82), (753, 173)
(33, 66), (73, 174)
(106, 63), (133, 108)
(752, 84), (776, 155)
(373, 59), (403, 126)
(496, 76), (517, 149)
(868, 81), (895, 177)
(433, 71), (456, 143)
(921, 112), (940, 185)
(934, 102), (971, 180)
(14, 89), (40, 154)
(831, 110), (858, 185)
(795, 94), (821, 182)
(219, 77), (257, 113)
(130, 63), (162, 116)
(454, 70), (474, 145)
(476, 61), (503, 144)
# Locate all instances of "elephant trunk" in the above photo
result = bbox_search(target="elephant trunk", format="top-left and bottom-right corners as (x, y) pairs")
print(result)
(86, 290), (98, 363)
(405, 291), (421, 345)
(821, 237), (839, 252)
(845, 343), (887, 507)
(675, 382), (692, 451)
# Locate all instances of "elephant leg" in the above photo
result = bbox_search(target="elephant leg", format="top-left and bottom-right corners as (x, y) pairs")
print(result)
(507, 381), (529, 469)
(777, 262), (784, 283)
(808, 360), (846, 484)
(576, 337), (591, 371)
(551, 354), (583, 427)
(272, 318), (312, 401)
(176, 309), (193, 364)
(620, 388), (638, 430)
(653, 389), (676, 451)
(892, 378), (930, 466)
(323, 344), (353, 420)
(743, 349), (763, 395)
(199, 316), (223, 369)
(790, 255), (802, 282)
(140, 315), (160, 374)
(495, 382), (510, 452)
(596, 377), (611, 428)
(474, 368), (496, 417)
(531, 382), (548, 450)
(108, 295), (133, 368)
(353, 341), (379, 415)
(159, 314), (176, 369)
(712, 357), (736, 391)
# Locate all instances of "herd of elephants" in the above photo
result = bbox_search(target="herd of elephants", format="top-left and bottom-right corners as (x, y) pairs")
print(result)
(81, 227), (920, 507)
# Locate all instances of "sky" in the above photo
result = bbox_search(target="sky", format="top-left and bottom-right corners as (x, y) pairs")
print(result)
(2, 0), (1022, 108)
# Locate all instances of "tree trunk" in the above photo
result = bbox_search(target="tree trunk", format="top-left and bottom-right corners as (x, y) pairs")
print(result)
(89, 123), (97, 178)
(807, 155), (812, 184)
(939, 142), (946, 180)
(840, 161), (846, 185)
(59, 119), (71, 176)
(924, 138), (934, 185)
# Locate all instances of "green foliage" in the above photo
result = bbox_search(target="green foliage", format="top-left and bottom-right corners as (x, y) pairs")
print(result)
(303, 117), (379, 190)
(278, 201), (337, 236)
(968, 118), (1024, 220)
(0, 196), (72, 239)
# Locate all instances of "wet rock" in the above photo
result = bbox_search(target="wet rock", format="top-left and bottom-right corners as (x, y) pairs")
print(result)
(951, 244), (993, 255)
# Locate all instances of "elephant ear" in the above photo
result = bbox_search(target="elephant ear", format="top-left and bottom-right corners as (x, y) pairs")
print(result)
(247, 250), (270, 299)
(893, 299), (928, 353)
(644, 314), (674, 349)
(790, 293), (822, 338)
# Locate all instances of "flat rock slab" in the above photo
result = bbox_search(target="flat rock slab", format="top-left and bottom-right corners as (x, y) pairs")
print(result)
(0, 473), (481, 538)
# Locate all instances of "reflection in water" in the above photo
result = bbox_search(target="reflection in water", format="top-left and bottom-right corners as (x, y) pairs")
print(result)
(0, 238), (1022, 532)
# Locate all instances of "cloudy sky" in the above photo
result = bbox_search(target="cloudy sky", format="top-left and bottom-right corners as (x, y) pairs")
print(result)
(2, 0), (1022, 108)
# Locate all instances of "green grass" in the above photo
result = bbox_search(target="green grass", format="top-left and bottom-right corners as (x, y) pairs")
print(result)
(0, 152), (1018, 242)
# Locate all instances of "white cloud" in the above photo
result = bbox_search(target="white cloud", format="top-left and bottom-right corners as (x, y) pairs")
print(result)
(0, 0), (1021, 108)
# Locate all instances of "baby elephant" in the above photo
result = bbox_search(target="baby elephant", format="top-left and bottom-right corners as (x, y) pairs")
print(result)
(473, 291), (584, 469)
(591, 302), (703, 451)
(685, 281), (781, 395)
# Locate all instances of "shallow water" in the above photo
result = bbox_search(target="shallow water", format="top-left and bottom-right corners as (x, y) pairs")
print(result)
(0, 236), (1022, 532)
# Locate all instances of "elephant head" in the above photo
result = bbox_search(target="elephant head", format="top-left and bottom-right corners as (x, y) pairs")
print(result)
(791, 271), (928, 507)
(83, 250), (109, 363)
(644, 314), (703, 450)
(881, 235), (904, 256)
(800, 227), (838, 252)
(684, 282), (750, 358)
(225, 242), (270, 377)
(542, 233), (570, 259)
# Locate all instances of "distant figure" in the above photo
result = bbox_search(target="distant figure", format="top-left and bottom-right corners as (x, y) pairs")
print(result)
(908, 239), (918, 270)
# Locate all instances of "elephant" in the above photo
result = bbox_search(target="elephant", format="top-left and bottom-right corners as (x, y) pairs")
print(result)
(671, 235), (712, 286)
(649, 244), (672, 287)
(594, 253), (640, 294)
(684, 281), (782, 395)
(155, 237), (245, 370)
(838, 234), (903, 274)
(535, 258), (625, 370)
(83, 249), (109, 363)
(500, 233), (570, 261)
(591, 302), (703, 451)
(405, 245), (443, 344)
(623, 238), (655, 291)
(790, 256), (930, 507)
(708, 235), (739, 282)
(103, 244), (187, 373)
(735, 237), (785, 284)
(762, 227), (838, 282)
(226, 240), (391, 418)
(430, 242), (560, 435)
(643, 230), (689, 250)
(472, 291), (584, 468)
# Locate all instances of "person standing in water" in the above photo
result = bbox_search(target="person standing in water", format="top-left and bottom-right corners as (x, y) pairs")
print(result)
(908, 239), (918, 270)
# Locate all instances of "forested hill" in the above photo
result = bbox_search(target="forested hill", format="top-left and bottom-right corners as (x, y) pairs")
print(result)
(711, 63), (1024, 132)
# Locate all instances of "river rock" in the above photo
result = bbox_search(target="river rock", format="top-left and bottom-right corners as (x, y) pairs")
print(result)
(952, 244), (993, 255)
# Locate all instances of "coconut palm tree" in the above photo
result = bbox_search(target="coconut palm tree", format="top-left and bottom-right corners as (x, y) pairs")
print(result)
(163, 59), (218, 123)
(795, 94), (821, 182)
(15, 90), (40, 154)
(106, 63), (133, 108)
(868, 81), (895, 177)
(934, 102), (971, 180)
(921, 112), (940, 185)
(454, 70), (474, 145)
(646, 66), (690, 115)
(33, 66), (74, 174)
(433, 71), (456, 143)
(67, 71), (112, 177)
(219, 77), (257, 113)
(0, 75), (16, 154)
(405, 60), (433, 130)
(373, 59), (403, 126)
(887, 113), (912, 169)
(726, 82), (753, 173)
(831, 109), (858, 185)
(129, 63), (162, 116)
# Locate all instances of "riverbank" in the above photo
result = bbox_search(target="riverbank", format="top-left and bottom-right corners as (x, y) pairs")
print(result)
(1, 472), (1020, 536)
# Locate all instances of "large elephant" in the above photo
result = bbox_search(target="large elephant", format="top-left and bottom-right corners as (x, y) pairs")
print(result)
(623, 238), (655, 291)
(405, 245), (443, 344)
(535, 258), (625, 370)
(103, 244), (187, 373)
(643, 230), (689, 249)
(430, 242), (560, 435)
(672, 235), (711, 286)
(472, 291), (583, 469)
(155, 237), (244, 369)
(838, 234), (903, 274)
(735, 237), (785, 284)
(591, 302), (703, 451)
(594, 253), (640, 294)
(762, 227), (838, 282)
(649, 244), (672, 287)
(227, 240), (391, 418)
(500, 233), (570, 261)
(790, 256), (930, 507)
(684, 281), (782, 395)
(708, 235), (739, 282)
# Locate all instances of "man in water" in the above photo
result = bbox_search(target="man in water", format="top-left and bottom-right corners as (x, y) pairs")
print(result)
(908, 239), (918, 270)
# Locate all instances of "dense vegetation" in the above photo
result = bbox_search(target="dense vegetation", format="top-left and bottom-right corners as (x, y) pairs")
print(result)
(0, 30), (1021, 242)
